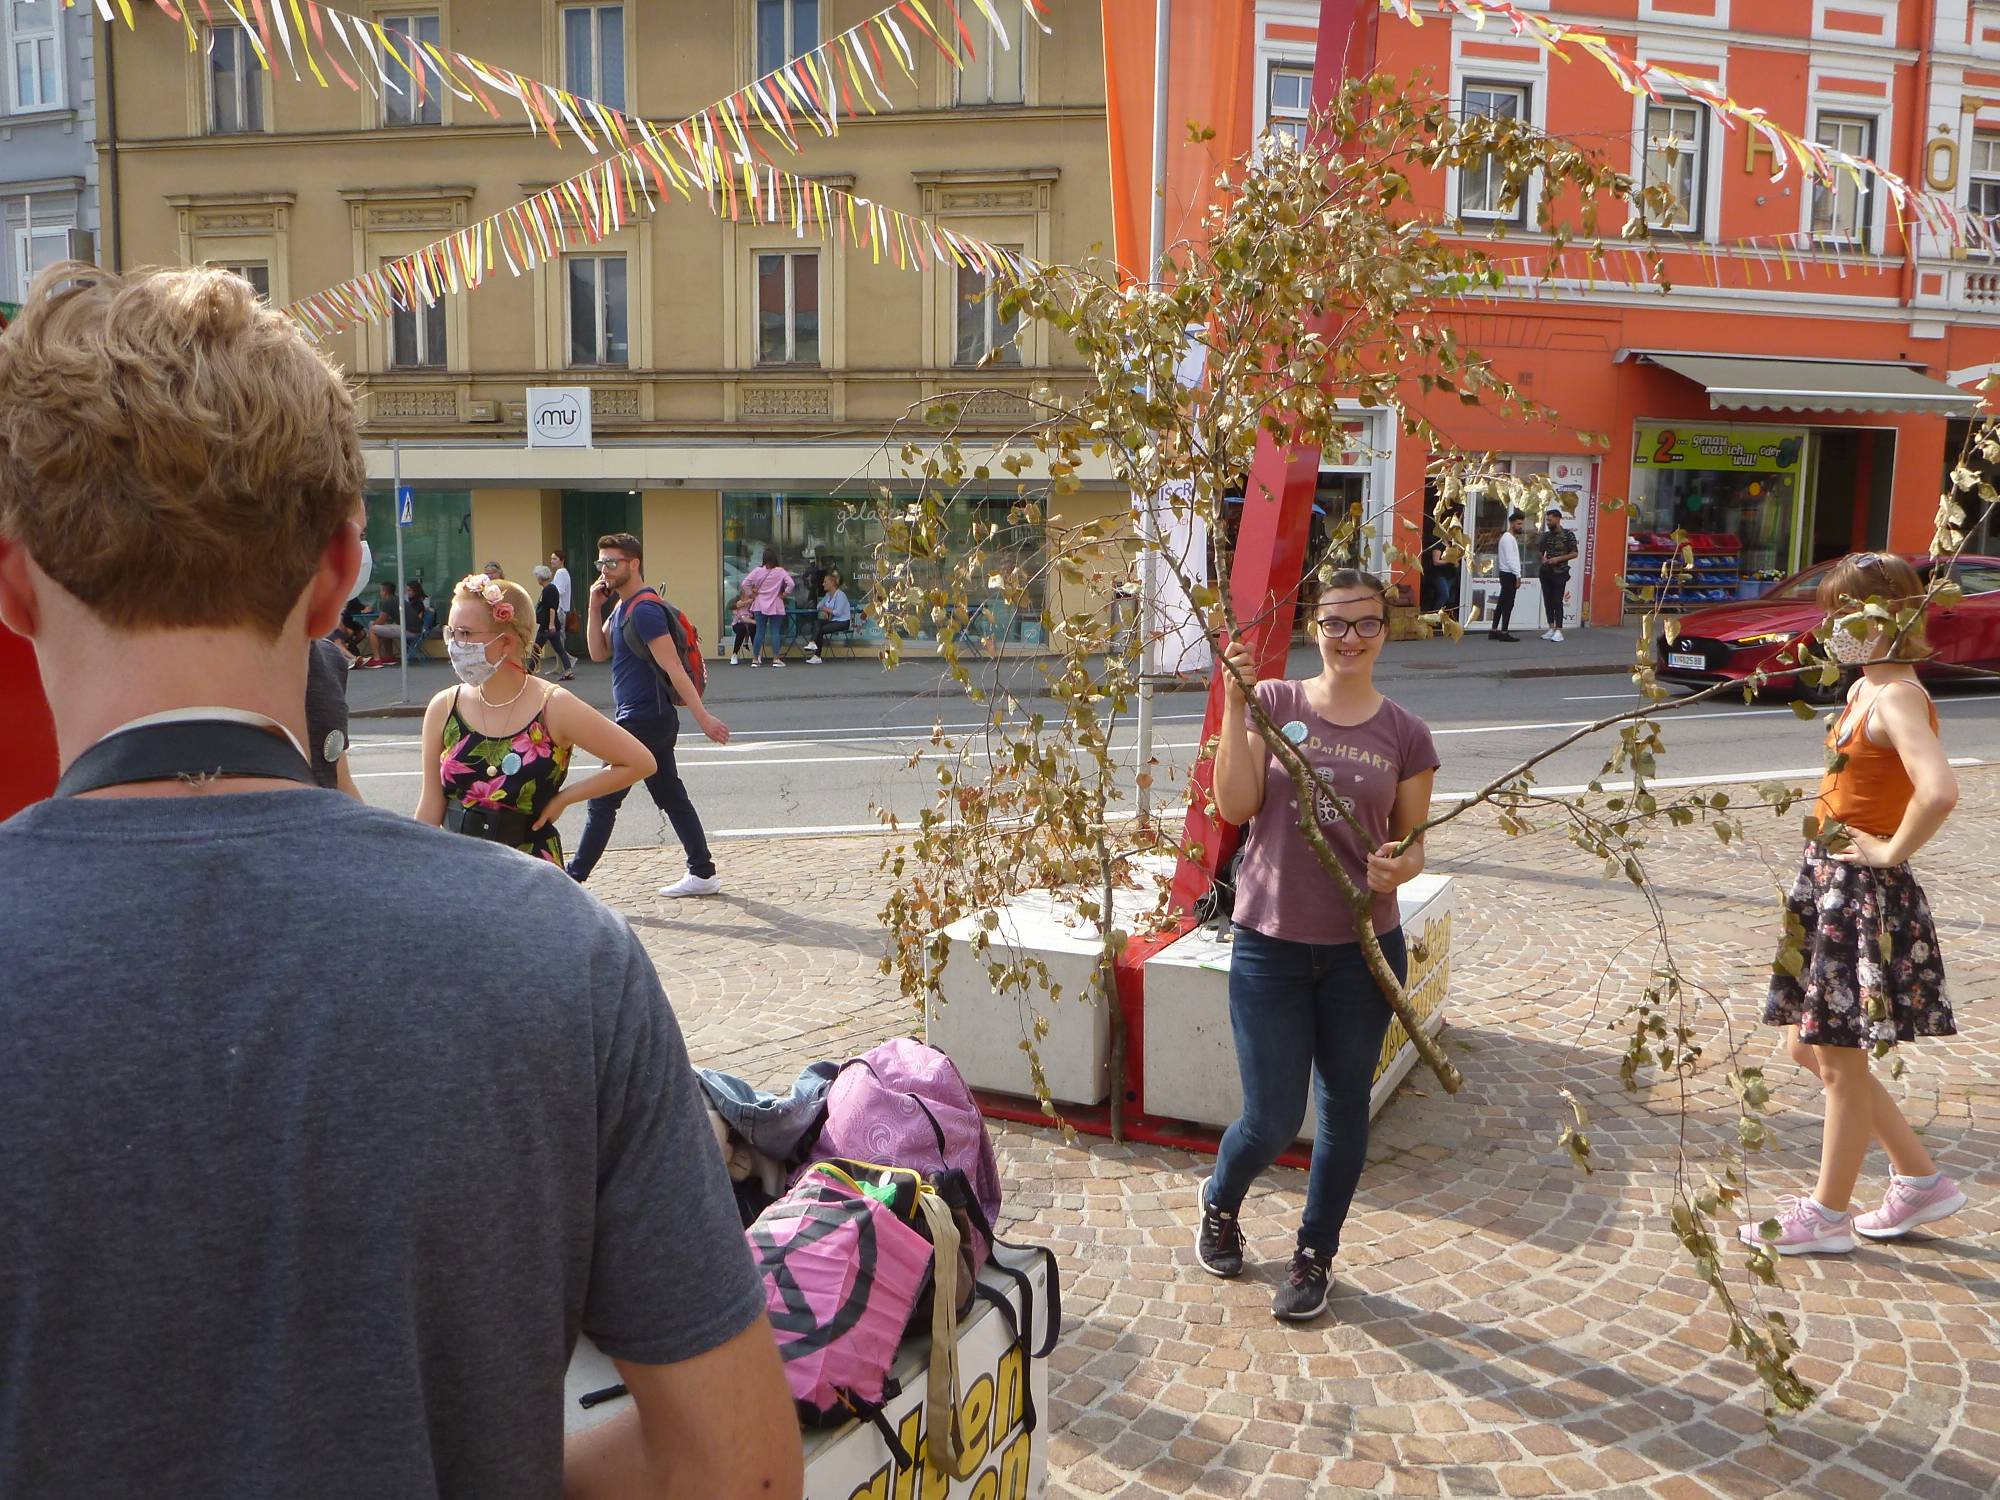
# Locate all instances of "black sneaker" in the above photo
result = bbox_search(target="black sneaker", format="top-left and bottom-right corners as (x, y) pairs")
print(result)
(1195, 1177), (1244, 1278)
(1273, 1246), (1332, 1321)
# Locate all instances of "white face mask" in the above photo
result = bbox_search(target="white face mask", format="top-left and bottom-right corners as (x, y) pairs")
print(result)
(447, 638), (500, 687)
(1826, 625), (1876, 666)
(352, 538), (373, 600)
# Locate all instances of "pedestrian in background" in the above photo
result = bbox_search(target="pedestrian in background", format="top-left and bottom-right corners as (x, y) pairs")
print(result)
(1200, 569), (1439, 1322)
(805, 568), (854, 663)
(483, 560), (504, 582)
(1537, 505), (1578, 643)
(530, 564), (575, 680)
(417, 573), (650, 868)
(1491, 509), (1523, 642)
(727, 582), (756, 665)
(1745, 552), (1964, 1256)
(567, 532), (731, 897)
(0, 261), (800, 1498)
(549, 548), (573, 621)
(741, 547), (794, 667)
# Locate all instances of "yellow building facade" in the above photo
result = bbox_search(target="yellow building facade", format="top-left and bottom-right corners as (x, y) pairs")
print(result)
(99, 0), (1120, 651)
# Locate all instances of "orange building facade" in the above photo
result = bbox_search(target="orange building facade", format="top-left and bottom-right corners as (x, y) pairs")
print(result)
(1230, 0), (2000, 630)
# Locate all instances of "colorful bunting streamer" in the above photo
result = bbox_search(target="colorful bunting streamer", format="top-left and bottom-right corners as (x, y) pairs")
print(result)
(1443, 229), (1919, 305)
(1389, 0), (1982, 251)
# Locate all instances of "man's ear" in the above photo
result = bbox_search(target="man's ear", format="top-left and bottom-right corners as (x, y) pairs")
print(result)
(0, 536), (42, 642)
(306, 523), (363, 640)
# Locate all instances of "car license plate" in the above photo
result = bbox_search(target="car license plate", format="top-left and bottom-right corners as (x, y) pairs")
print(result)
(1667, 652), (1705, 671)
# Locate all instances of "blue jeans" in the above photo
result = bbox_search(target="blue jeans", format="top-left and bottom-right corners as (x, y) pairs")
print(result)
(566, 713), (715, 883)
(753, 612), (786, 659)
(1210, 924), (1405, 1255)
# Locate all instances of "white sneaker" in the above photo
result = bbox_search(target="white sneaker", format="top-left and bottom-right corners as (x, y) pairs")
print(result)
(1539, 628), (1554, 641)
(1549, 630), (1564, 643)
(728, 655), (739, 666)
(806, 655), (822, 665)
(771, 658), (785, 668)
(659, 873), (722, 898)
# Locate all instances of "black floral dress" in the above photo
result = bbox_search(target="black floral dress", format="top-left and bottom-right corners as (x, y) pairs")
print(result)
(438, 689), (572, 867)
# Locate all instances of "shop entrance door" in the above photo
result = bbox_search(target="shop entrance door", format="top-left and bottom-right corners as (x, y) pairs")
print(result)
(1459, 458), (1595, 632)
(562, 491), (642, 642)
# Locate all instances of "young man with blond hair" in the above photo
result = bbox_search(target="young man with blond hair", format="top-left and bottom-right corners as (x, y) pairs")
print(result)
(0, 264), (800, 1500)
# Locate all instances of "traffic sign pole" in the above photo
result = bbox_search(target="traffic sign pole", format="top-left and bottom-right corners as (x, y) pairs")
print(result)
(393, 440), (409, 705)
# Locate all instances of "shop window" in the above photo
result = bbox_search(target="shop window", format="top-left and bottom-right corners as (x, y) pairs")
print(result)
(361, 488), (473, 601)
(754, 0), (816, 75)
(755, 250), (820, 366)
(1642, 100), (1706, 234)
(1264, 63), (1310, 149)
(956, 6), (1023, 107)
(1969, 131), (2000, 236)
(210, 260), (271, 300)
(390, 286), (447, 368)
(561, 4), (624, 112)
(955, 251), (1022, 367)
(1629, 424), (1808, 582)
(381, 14), (443, 127)
(1811, 113), (1874, 249)
(11, 222), (66, 301)
(207, 25), (263, 134)
(1458, 82), (1531, 226)
(568, 254), (629, 367)
(7, 0), (61, 112)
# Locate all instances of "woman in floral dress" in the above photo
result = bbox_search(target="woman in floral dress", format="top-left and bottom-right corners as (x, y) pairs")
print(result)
(1743, 553), (1965, 1256)
(416, 573), (654, 867)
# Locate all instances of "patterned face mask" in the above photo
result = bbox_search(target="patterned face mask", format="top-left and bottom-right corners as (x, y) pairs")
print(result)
(1826, 616), (1876, 666)
(447, 638), (501, 687)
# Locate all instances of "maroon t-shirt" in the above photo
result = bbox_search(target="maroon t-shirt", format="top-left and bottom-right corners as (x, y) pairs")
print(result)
(1231, 680), (1440, 946)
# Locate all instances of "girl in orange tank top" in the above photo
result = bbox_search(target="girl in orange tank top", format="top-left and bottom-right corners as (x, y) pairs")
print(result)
(1744, 553), (1964, 1257)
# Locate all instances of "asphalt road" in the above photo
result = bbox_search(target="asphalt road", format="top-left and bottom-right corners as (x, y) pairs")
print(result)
(346, 633), (2000, 865)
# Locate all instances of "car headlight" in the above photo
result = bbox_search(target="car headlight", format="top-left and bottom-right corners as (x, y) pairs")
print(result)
(1733, 632), (1796, 646)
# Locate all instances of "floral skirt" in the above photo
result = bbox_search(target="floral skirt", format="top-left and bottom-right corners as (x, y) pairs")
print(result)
(1763, 843), (1954, 1049)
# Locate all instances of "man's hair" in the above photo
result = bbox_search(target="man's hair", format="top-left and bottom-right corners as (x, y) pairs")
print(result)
(598, 531), (642, 560)
(1816, 552), (1930, 661)
(378, 581), (396, 595)
(0, 262), (364, 636)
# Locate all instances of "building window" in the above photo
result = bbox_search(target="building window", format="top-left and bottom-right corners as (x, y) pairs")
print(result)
(207, 25), (263, 134)
(7, 0), (61, 111)
(1810, 113), (1875, 248)
(955, 254), (1022, 367)
(1458, 82), (1531, 225)
(755, 0), (816, 75)
(381, 14), (442, 127)
(390, 289), (447, 368)
(12, 222), (67, 301)
(561, 4), (624, 112)
(1970, 131), (2000, 235)
(1264, 63), (1311, 149)
(955, 7), (1024, 107)
(567, 254), (629, 366)
(1642, 100), (1707, 234)
(755, 250), (819, 366)
(211, 261), (271, 300)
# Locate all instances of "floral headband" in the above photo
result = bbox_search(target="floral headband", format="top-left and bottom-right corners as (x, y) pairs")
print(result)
(457, 573), (516, 623)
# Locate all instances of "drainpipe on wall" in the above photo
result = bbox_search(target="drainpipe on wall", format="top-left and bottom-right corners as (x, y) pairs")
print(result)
(102, 18), (122, 270)
(1900, 0), (1937, 314)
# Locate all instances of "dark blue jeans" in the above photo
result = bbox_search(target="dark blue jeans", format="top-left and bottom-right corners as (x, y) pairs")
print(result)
(1210, 923), (1405, 1255)
(566, 713), (716, 883)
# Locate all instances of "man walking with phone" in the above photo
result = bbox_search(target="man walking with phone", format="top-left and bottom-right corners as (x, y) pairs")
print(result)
(566, 532), (729, 896)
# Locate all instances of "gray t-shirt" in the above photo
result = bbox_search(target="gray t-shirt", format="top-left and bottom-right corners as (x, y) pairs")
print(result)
(0, 790), (764, 1498)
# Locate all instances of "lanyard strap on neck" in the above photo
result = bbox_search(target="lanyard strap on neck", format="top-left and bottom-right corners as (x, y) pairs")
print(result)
(55, 719), (318, 798)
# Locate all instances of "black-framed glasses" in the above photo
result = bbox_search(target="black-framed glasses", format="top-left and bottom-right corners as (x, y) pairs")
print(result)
(1315, 615), (1386, 639)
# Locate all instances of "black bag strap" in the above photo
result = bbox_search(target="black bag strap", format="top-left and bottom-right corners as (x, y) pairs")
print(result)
(56, 719), (316, 798)
(617, 588), (681, 708)
(838, 1391), (914, 1470)
(970, 1282), (1038, 1436)
(985, 1235), (1061, 1360)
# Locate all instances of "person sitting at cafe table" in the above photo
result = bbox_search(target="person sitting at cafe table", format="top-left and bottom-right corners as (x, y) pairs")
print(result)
(804, 568), (856, 663)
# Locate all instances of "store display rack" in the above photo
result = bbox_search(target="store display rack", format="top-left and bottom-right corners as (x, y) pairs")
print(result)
(1623, 531), (1742, 608)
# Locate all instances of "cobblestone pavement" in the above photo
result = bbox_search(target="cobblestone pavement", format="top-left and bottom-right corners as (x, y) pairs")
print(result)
(586, 767), (2000, 1500)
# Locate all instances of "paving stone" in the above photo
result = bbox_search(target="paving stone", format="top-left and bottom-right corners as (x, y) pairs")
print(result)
(587, 768), (2000, 1500)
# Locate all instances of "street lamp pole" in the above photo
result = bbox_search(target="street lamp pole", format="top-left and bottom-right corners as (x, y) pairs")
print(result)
(1134, 0), (1172, 826)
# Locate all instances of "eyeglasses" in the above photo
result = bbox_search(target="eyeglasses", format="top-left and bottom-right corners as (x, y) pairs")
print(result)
(441, 626), (500, 646)
(594, 558), (626, 571)
(1314, 615), (1386, 639)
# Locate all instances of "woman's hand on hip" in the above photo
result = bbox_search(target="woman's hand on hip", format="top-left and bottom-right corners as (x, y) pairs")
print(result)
(533, 790), (574, 831)
(1830, 829), (1899, 868)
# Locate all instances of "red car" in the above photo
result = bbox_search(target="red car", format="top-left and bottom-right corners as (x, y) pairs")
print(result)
(1654, 554), (2000, 702)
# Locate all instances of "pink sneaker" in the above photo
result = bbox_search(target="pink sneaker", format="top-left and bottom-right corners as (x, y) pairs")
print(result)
(1854, 1176), (1967, 1241)
(1738, 1195), (1856, 1256)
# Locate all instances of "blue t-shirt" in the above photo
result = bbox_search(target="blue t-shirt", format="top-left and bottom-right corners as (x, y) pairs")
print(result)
(609, 593), (673, 721)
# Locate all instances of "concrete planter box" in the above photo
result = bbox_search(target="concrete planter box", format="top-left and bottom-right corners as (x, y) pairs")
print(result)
(924, 859), (1176, 1107)
(1141, 873), (1454, 1134)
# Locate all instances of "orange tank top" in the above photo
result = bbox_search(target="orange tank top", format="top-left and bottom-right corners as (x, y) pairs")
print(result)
(1815, 685), (1939, 839)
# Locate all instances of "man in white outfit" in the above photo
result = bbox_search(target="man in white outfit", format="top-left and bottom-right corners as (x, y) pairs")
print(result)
(1491, 509), (1524, 642)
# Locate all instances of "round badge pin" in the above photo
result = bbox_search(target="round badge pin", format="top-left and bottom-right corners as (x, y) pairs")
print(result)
(322, 729), (346, 763)
(1281, 720), (1309, 744)
(501, 751), (523, 775)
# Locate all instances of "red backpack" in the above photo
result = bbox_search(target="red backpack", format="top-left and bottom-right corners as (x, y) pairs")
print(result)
(619, 587), (707, 705)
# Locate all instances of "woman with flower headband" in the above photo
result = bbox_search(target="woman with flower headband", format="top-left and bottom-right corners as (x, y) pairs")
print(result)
(415, 573), (655, 866)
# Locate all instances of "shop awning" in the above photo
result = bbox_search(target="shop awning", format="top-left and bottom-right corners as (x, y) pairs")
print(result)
(1630, 351), (1979, 416)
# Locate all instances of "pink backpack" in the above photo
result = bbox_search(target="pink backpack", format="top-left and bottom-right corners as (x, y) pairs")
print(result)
(807, 1039), (1004, 1242)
